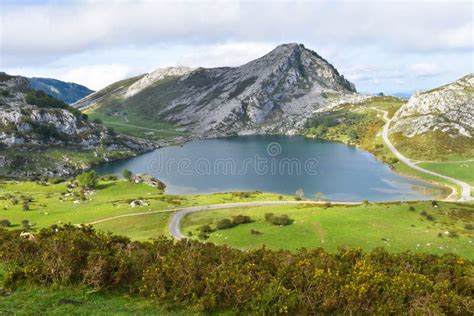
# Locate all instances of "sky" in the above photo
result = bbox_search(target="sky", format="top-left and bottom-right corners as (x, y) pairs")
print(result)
(0, 0), (473, 95)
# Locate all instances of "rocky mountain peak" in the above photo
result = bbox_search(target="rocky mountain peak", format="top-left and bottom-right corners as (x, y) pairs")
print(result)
(74, 43), (359, 136)
(390, 73), (474, 137)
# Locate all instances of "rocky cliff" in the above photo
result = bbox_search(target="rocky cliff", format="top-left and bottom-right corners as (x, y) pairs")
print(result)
(390, 74), (474, 138)
(75, 43), (362, 136)
(0, 72), (154, 178)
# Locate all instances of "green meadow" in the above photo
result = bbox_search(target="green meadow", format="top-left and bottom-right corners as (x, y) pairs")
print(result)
(182, 201), (474, 259)
(0, 179), (286, 239)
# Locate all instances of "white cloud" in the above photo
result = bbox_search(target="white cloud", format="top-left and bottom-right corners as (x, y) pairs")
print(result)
(176, 42), (276, 68)
(1, 0), (472, 93)
(408, 63), (442, 77)
(59, 64), (133, 90)
(1, 0), (472, 66)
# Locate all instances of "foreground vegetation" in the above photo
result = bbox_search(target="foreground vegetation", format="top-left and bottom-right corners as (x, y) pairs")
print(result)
(0, 225), (472, 315)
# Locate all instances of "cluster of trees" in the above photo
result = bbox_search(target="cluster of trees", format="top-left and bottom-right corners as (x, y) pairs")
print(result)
(0, 225), (471, 314)
(25, 90), (87, 119)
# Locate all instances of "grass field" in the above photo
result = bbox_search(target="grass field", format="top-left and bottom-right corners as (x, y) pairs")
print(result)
(87, 109), (190, 141)
(182, 201), (474, 259)
(0, 179), (288, 240)
(417, 161), (474, 186)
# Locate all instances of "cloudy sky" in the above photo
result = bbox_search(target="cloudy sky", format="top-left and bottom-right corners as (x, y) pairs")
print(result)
(1, 0), (472, 95)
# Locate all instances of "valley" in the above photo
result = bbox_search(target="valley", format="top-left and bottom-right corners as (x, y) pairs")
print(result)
(1, 42), (473, 315)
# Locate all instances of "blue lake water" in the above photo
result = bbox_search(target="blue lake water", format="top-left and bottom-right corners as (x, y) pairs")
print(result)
(95, 135), (443, 201)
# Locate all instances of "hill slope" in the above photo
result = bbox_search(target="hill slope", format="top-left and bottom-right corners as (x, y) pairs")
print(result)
(389, 74), (474, 160)
(0, 72), (154, 178)
(75, 43), (363, 136)
(28, 77), (94, 104)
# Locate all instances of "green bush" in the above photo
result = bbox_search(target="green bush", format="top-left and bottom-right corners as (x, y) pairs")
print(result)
(122, 169), (132, 181)
(216, 219), (234, 230)
(0, 226), (471, 315)
(265, 213), (292, 226)
(232, 215), (252, 225)
(75, 171), (98, 189)
(199, 225), (212, 234)
(465, 223), (473, 230)
(0, 219), (11, 227)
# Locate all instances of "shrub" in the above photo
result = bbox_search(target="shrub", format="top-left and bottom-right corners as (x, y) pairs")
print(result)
(420, 211), (428, 216)
(0, 219), (11, 227)
(122, 169), (132, 181)
(0, 225), (472, 315)
(232, 215), (251, 225)
(408, 206), (416, 211)
(216, 219), (234, 230)
(448, 231), (458, 238)
(250, 229), (262, 235)
(431, 200), (438, 207)
(22, 201), (30, 211)
(264, 213), (274, 221)
(76, 171), (98, 189)
(197, 232), (208, 240)
(426, 214), (435, 221)
(21, 220), (30, 229)
(199, 225), (212, 234)
(464, 223), (473, 230)
(265, 214), (292, 226)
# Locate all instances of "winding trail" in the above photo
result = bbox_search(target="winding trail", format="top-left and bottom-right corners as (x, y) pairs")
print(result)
(87, 201), (359, 239)
(372, 108), (472, 201)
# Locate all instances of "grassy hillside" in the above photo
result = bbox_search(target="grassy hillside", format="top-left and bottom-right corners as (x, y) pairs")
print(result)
(87, 109), (189, 141)
(304, 96), (472, 199)
(182, 201), (474, 259)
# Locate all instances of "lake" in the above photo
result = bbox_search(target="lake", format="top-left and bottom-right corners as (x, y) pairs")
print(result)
(95, 135), (443, 201)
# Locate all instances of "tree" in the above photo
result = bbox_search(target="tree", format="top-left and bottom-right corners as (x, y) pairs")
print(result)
(295, 188), (304, 199)
(76, 170), (98, 189)
(314, 192), (324, 201)
(122, 169), (133, 182)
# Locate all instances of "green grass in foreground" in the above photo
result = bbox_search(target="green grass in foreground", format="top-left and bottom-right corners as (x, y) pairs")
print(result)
(182, 201), (474, 259)
(0, 266), (207, 316)
(0, 180), (287, 240)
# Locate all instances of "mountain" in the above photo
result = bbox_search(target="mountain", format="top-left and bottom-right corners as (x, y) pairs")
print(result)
(390, 74), (474, 137)
(28, 77), (94, 104)
(75, 43), (363, 136)
(388, 74), (474, 160)
(0, 72), (154, 178)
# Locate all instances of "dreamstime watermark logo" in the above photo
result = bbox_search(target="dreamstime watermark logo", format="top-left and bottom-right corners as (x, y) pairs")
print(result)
(147, 142), (319, 176)
(266, 142), (282, 157)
